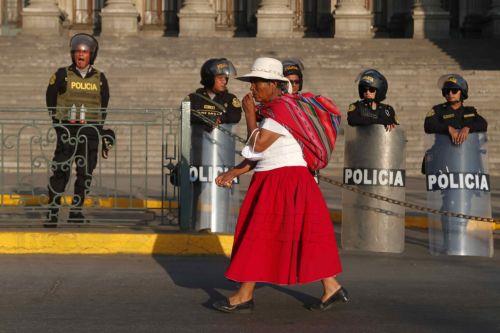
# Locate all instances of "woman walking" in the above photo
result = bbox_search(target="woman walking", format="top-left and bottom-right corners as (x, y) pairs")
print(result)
(213, 58), (347, 313)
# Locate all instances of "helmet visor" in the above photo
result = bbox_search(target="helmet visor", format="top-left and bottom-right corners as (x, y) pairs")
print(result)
(70, 34), (98, 54)
(355, 69), (380, 87)
(210, 60), (237, 77)
(282, 58), (304, 73)
(437, 74), (466, 90)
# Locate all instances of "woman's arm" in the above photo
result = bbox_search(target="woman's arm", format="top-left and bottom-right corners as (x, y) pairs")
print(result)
(242, 93), (282, 153)
(215, 159), (257, 188)
(247, 128), (281, 153)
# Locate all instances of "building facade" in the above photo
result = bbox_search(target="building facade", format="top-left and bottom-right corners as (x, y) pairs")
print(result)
(1, 0), (499, 38)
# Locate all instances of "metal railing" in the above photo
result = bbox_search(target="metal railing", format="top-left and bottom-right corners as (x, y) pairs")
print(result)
(0, 107), (181, 227)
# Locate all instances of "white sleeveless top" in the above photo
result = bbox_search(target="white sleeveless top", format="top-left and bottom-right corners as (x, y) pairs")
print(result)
(254, 118), (307, 172)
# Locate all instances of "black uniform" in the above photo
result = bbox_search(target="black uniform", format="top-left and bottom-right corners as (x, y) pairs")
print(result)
(187, 88), (242, 130)
(424, 102), (487, 134)
(347, 100), (398, 127)
(46, 65), (110, 209)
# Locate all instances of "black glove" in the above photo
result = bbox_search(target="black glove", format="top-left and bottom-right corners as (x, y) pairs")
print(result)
(100, 128), (115, 159)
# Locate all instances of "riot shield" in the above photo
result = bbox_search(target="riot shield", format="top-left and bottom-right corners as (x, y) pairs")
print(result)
(424, 133), (493, 257)
(190, 124), (239, 233)
(342, 125), (406, 253)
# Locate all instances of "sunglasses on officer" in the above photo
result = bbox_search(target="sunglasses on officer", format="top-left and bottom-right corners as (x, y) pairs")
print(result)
(363, 87), (377, 93)
(289, 79), (300, 85)
(442, 88), (460, 95)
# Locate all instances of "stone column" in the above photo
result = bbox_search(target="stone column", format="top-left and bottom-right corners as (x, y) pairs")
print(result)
(178, 0), (216, 37)
(215, 0), (236, 37)
(412, 0), (450, 39)
(333, 0), (373, 38)
(100, 0), (139, 36)
(292, 0), (306, 36)
(21, 0), (62, 35)
(0, 0), (5, 35)
(485, 0), (500, 38)
(256, 0), (295, 38)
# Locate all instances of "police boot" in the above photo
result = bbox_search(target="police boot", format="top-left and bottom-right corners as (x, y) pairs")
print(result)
(44, 208), (59, 228)
(44, 194), (60, 228)
(68, 209), (87, 224)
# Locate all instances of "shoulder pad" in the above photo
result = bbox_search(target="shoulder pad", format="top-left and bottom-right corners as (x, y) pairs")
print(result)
(49, 73), (57, 85)
(432, 104), (445, 112)
(464, 106), (477, 113)
(381, 103), (394, 110)
(231, 97), (241, 108)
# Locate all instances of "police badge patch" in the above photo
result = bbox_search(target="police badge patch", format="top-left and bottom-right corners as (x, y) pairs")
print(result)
(49, 74), (56, 85)
(232, 98), (241, 108)
(348, 104), (356, 112)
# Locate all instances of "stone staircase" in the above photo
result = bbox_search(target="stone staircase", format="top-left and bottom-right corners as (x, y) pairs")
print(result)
(1, 36), (499, 177)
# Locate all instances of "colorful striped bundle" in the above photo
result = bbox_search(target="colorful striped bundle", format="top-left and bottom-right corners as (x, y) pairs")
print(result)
(259, 92), (342, 170)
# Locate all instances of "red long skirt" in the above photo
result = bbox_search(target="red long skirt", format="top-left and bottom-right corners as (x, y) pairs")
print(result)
(225, 166), (342, 285)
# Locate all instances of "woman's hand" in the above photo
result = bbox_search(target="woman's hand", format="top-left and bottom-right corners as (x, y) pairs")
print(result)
(242, 93), (256, 116)
(215, 170), (238, 188)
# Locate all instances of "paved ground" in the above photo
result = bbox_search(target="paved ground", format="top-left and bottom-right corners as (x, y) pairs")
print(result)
(0, 228), (499, 333)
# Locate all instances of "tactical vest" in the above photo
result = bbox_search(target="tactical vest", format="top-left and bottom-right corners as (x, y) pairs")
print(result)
(56, 68), (102, 121)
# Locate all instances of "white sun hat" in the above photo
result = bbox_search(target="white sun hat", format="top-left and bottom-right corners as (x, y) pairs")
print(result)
(237, 57), (292, 93)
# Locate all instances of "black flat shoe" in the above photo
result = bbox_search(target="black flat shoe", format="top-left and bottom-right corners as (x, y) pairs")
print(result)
(309, 287), (349, 311)
(212, 298), (254, 314)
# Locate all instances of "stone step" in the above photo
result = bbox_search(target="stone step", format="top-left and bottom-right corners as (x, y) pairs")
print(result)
(2, 36), (500, 177)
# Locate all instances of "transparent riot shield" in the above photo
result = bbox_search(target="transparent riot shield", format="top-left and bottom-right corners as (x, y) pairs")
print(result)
(424, 133), (493, 257)
(190, 124), (239, 233)
(342, 125), (406, 253)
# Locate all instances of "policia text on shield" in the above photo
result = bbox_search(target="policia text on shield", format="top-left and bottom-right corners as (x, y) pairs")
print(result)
(424, 74), (492, 257)
(342, 69), (406, 253)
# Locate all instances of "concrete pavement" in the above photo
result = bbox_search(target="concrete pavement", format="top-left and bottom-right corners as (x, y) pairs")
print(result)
(0, 228), (498, 333)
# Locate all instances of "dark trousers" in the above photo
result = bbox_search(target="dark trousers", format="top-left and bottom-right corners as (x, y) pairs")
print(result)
(48, 127), (99, 211)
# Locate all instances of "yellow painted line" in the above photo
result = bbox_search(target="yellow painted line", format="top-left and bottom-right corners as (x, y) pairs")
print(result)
(0, 232), (234, 256)
(0, 212), (497, 255)
(0, 194), (177, 209)
(405, 216), (429, 229)
(331, 210), (499, 230)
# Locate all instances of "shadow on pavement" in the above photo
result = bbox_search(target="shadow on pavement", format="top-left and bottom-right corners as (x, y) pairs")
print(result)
(151, 231), (346, 311)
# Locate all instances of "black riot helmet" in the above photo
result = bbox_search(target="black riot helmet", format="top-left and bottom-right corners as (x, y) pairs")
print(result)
(70, 33), (99, 65)
(438, 74), (468, 100)
(200, 58), (237, 89)
(356, 69), (388, 102)
(282, 58), (304, 91)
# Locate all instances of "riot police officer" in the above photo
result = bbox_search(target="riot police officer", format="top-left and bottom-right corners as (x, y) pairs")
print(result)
(424, 74), (487, 142)
(183, 58), (242, 232)
(423, 74), (488, 254)
(347, 69), (398, 132)
(282, 58), (304, 95)
(186, 58), (242, 130)
(45, 33), (110, 226)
